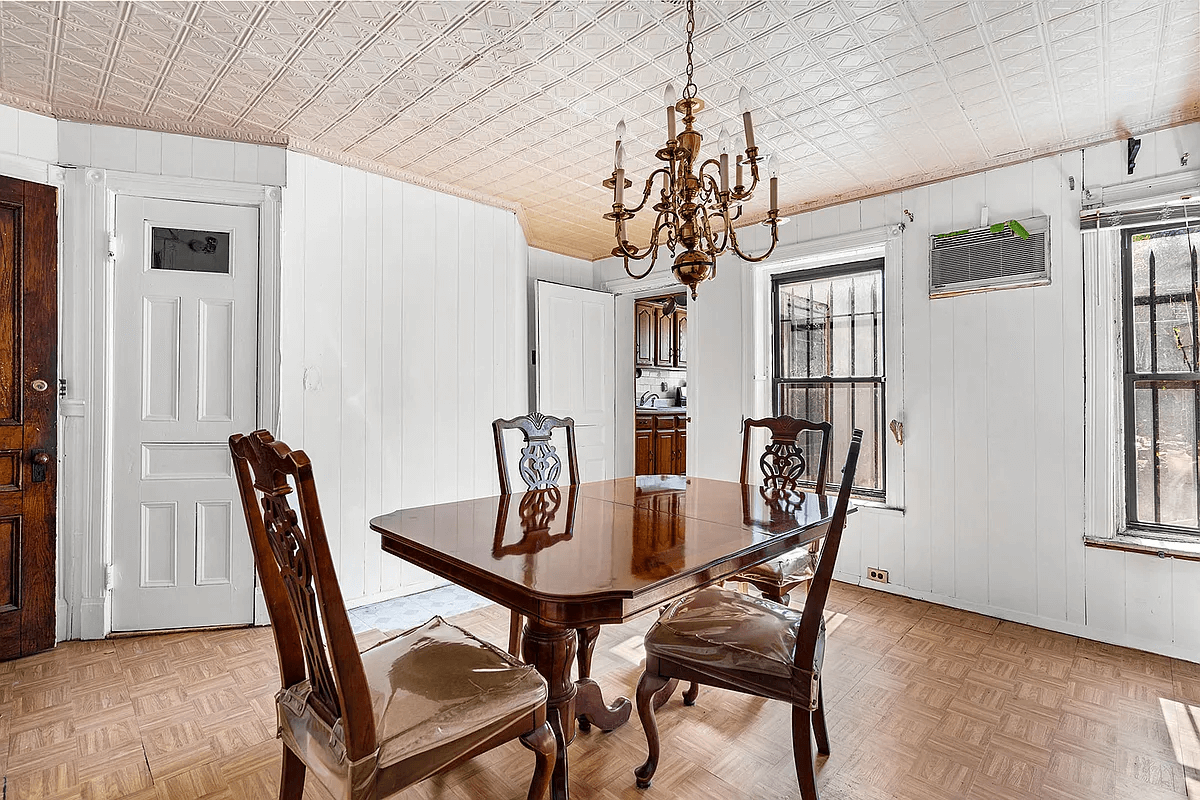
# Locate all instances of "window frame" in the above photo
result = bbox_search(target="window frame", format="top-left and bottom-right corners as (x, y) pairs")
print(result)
(771, 257), (887, 499)
(1119, 221), (1200, 537)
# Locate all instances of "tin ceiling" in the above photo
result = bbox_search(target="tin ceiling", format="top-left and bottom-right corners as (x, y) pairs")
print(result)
(1, 1), (1197, 260)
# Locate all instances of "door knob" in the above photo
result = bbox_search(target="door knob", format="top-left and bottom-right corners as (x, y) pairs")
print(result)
(31, 450), (52, 482)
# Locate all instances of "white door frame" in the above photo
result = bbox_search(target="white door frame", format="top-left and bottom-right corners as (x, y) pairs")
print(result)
(62, 168), (281, 639)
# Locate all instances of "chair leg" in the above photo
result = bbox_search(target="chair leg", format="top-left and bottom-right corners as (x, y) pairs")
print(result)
(682, 681), (700, 706)
(812, 683), (830, 756)
(634, 671), (670, 789)
(509, 611), (523, 658)
(520, 721), (558, 800)
(792, 705), (819, 800)
(279, 745), (306, 800)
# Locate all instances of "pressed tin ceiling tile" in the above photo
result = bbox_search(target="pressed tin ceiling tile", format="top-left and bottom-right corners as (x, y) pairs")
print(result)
(3, 0), (1196, 259)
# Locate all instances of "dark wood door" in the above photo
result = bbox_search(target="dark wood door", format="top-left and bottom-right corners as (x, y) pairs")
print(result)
(0, 175), (57, 661)
(634, 301), (655, 366)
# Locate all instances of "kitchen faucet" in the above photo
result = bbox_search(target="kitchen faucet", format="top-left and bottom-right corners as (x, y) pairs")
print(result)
(639, 391), (658, 407)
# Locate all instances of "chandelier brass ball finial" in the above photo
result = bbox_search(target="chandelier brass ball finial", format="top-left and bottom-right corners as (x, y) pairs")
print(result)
(602, 0), (783, 298)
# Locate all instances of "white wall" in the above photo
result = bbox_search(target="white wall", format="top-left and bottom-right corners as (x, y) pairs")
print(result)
(597, 122), (1200, 660)
(279, 152), (530, 605)
(58, 121), (286, 185)
(0, 105), (57, 167)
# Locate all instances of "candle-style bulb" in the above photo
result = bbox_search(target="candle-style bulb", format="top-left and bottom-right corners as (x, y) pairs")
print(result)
(614, 119), (626, 171)
(739, 87), (756, 151)
(769, 158), (778, 212)
(615, 142), (625, 171)
(616, 118), (626, 142)
(719, 125), (730, 154)
(665, 83), (677, 142)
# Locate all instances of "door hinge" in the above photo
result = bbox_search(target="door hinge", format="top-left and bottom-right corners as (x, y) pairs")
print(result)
(58, 378), (67, 398)
(104, 564), (114, 593)
(531, 350), (536, 365)
(107, 234), (119, 260)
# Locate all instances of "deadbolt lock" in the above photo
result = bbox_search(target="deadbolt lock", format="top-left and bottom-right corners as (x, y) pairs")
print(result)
(31, 379), (47, 392)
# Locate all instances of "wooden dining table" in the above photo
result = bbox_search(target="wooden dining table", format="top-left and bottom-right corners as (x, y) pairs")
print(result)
(370, 474), (848, 800)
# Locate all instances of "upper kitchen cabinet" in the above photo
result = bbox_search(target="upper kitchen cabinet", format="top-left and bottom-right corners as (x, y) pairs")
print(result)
(673, 307), (687, 367)
(635, 298), (687, 369)
(635, 300), (656, 367)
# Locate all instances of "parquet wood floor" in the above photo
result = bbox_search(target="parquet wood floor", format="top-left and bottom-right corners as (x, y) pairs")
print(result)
(2, 582), (1197, 799)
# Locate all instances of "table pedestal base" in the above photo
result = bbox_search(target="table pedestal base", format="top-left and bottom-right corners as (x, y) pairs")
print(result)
(523, 618), (577, 800)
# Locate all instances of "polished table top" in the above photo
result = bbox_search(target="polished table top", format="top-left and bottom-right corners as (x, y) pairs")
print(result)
(371, 475), (841, 627)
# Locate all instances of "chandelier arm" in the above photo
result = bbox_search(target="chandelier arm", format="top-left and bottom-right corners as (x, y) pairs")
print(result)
(707, 206), (731, 253)
(625, 167), (674, 215)
(727, 219), (781, 263)
(615, 207), (674, 261)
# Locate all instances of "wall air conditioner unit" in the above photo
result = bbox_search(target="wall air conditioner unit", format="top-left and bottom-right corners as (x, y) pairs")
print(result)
(929, 215), (1050, 298)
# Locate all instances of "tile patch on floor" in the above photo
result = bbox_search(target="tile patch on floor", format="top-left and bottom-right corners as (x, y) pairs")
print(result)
(347, 583), (492, 634)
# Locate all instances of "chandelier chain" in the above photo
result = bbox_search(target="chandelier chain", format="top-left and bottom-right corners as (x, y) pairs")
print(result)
(683, 0), (697, 100)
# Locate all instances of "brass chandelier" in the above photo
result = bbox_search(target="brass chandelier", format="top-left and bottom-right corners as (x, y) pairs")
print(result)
(604, 0), (783, 299)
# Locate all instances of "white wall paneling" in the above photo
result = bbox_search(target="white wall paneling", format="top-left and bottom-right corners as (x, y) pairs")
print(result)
(280, 151), (530, 606)
(58, 121), (286, 186)
(593, 120), (1200, 660)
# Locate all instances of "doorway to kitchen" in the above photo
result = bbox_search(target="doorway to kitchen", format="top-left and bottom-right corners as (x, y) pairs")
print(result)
(634, 292), (688, 475)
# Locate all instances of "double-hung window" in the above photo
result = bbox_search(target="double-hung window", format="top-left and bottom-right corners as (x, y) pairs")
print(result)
(1122, 222), (1200, 535)
(773, 257), (885, 497)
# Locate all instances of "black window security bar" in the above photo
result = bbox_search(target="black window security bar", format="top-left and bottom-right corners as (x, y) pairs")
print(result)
(1122, 221), (1200, 536)
(773, 258), (885, 498)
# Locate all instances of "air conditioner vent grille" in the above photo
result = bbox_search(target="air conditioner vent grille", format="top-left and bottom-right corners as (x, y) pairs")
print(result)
(930, 215), (1050, 297)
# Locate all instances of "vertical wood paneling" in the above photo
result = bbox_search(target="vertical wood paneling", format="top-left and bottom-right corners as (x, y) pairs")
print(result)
(900, 186), (933, 593)
(363, 173), (384, 597)
(1057, 151), (1088, 626)
(1032, 156), (1070, 622)
(433, 192), (460, 504)
(302, 155), (343, 578)
(280, 153), (530, 603)
(379, 178), (404, 590)
(1084, 546), (1126, 634)
(400, 183), (436, 514)
(984, 162), (1037, 616)
(339, 166), (367, 600)
(1124, 553), (1173, 645)
(926, 180), (957, 598)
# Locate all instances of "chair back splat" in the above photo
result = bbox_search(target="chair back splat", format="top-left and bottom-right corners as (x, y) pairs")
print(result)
(740, 415), (833, 493)
(229, 430), (376, 760)
(493, 412), (580, 493)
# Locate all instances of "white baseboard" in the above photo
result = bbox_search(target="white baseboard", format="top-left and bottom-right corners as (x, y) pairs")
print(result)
(346, 578), (449, 610)
(833, 571), (1194, 662)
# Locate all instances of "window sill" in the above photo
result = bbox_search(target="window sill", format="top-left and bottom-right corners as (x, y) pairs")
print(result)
(1083, 534), (1200, 562)
(851, 498), (904, 517)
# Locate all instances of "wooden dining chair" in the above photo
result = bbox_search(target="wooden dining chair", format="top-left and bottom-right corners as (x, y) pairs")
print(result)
(731, 415), (833, 605)
(230, 429), (555, 800)
(633, 430), (862, 800)
(493, 413), (583, 657)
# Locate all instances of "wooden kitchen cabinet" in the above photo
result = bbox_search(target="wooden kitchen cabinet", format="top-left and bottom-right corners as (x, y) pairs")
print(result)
(635, 413), (687, 476)
(655, 306), (675, 366)
(635, 301), (656, 366)
(673, 308), (687, 367)
(635, 300), (687, 369)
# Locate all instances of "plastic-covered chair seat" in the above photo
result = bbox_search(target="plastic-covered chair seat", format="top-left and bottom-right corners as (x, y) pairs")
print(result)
(230, 429), (555, 800)
(643, 586), (824, 705)
(279, 616), (549, 796)
(738, 549), (816, 587)
(633, 430), (862, 800)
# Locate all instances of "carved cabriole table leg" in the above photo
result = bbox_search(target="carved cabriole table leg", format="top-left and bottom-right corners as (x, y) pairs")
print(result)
(523, 617), (578, 800)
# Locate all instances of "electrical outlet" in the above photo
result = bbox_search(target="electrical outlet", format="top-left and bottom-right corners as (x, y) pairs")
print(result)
(867, 567), (889, 583)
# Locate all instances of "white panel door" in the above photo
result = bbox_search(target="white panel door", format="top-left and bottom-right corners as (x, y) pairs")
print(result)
(535, 281), (615, 482)
(112, 197), (258, 631)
